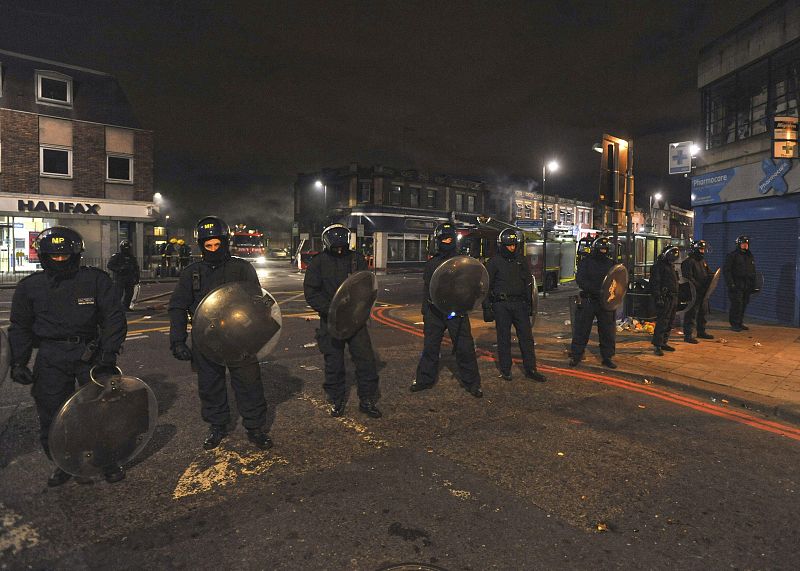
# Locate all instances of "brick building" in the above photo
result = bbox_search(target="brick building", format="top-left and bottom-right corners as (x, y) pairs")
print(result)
(0, 50), (155, 275)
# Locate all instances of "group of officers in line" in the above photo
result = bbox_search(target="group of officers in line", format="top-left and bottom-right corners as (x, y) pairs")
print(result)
(7, 217), (758, 487)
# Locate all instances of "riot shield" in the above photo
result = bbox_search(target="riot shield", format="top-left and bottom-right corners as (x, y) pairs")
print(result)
(429, 256), (489, 315)
(49, 368), (158, 478)
(702, 268), (722, 305)
(328, 271), (378, 340)
(676, 278), (697, 314)
(752, 272), (765, 294)
(599, 264), (628, 311)
(529, 276), (539, 327)
(192, 283), (282, 366)
(129, 283), (141, 310)
(0, 328), (9, 385)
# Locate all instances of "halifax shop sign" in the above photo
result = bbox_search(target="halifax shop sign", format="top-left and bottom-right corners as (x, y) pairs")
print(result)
(691, 159), (797, 206)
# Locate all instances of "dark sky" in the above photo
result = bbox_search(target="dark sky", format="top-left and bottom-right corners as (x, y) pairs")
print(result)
(0, 0), (776, 231)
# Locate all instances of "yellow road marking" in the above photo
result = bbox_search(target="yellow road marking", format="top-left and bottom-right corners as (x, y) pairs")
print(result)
(0, 502), (41, 555)
(173, 447), (288, 500)
(127, 325), (171, 335)
(297, 392), (389, 449)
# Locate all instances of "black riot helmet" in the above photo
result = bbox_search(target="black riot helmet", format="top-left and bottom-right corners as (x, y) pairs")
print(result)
(196, 216), (231, 263)
(497, 228), (521, 258)
(36, 226), (84, 274)
(689, 239), (708, 257)
(119, 239), (132, 254)
(660, 244), (680, 263)
(321, 224), (351, 255)
(433, 222), (458, 252)
(591, 237), (611, 256)
(736, 235), (750, 249)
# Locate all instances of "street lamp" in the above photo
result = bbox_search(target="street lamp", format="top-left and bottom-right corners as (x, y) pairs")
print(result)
(314, 179), (327, 211)
(650, 192), (664, 234)
(541, 160), (559, 297)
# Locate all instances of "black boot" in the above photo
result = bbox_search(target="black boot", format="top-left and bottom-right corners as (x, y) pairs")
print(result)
(498, 372), (512, 381)
(601, 358), (617, 369)
(697, 332), (714, 339)
(330, 399), (346, 417)
(467, 385), (483, 398)
(247, 429), (273, 450)
(409, 380), (433, 393)
(104, 466), (126, 484)
(525, 369), (547, 382)
(684, 337), (699, 344)
(358, 399), (383, 419)
(661, 344), (676, 352)
(568, 355), (582, 367)
(653, 345), (664, 356)
(47, 467), (72, 487)
(203, 425), (227, 450)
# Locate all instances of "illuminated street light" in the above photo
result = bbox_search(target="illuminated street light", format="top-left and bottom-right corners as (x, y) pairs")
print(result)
(541, 159), (560, 297)
(690, 144), (700, 157)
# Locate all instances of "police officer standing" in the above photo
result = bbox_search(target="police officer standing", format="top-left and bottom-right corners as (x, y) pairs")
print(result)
(9, 227), (127, 486)
(681, 240), (715, 343)
(169, 217), (272, 451)
(569, 237), (617, 368)
(723, 235), (757, 332)
(303, 224), (381, 418)
(483, 229), (546, 382)
(411, 223), (483, 397)
(107, 239), (140, 311)
(650, 245), (681, 356)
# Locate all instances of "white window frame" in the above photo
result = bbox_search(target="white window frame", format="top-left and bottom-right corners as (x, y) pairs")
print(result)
(36, 70), (73, 106)
(106, 154), (134, 183)
(40, 145), (73, 178)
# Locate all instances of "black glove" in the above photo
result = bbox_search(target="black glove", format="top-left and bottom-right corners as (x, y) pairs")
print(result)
(97, 352), (117, 367)
(11, 364), (34, 385)
(171, 342), (193, 361)
(482, 304), (494, 323)
(319, 312), (329, 321)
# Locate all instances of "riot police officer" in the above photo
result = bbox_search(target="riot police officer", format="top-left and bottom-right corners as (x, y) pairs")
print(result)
(569, 237), (617, 368)
(650, 245), (681, 355)
(483, 228), (546, 382)
(681, 239), (715, 343)
(107, 239), (140, 311)
(411, 223), (483, 397)
(723, 235), (757, 332)
(9, 227), (127, 486)
(169, 217), (272, 451)
(303, 224), (381, 418)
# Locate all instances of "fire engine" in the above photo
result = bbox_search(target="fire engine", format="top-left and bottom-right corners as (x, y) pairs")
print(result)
(230, 226), (267, 264)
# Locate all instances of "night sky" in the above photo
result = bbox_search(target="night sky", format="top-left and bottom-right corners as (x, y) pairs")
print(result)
(0, 0), (776, 232)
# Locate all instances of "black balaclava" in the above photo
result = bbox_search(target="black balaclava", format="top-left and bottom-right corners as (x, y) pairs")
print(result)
(201, 238), (230, 265)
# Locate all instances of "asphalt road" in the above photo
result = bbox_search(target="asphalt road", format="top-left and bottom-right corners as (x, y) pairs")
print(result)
(1, 260), (798, 570)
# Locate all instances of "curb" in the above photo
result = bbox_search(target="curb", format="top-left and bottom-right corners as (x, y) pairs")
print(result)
(540, 357), (800, 427)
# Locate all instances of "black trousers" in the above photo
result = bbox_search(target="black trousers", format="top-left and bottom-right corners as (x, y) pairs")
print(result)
(728, 288), (752, 328)
(316, 319), (379, 402)
(653, 296), (678, 346)
(193, 351), (266, 430)
(115, 281), (136, 310)
(493, 300), (537, 374)
(682, 292), (709, 337)
(415, 303), (481, 389)
(31, 341), (92, 456)
(569, 298), (615, 360)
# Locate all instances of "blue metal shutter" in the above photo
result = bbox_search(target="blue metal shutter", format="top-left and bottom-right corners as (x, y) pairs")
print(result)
(703, 219), (798, 324)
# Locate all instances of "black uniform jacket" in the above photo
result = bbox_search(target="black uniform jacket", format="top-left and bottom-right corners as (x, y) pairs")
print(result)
(303, 250), (368, 316)
(169, 255), (260, 345)
(649, 258), (680, 297)
(681, 254), (714, 293)
(107, 252), (140, 285)
(9, 267), (127, 366)
(485, 254), (531, 301)
(723, 249), (757, 291)
(575, 252), (615, 299)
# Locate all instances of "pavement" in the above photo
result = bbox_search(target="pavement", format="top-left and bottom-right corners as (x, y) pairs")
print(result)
(390, 283), (800, 425)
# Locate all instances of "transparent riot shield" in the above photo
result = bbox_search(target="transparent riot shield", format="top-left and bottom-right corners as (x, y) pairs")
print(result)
(429, 255), (489, 315)
(328, 271), (378, 340)
(599, 264), (629, 311)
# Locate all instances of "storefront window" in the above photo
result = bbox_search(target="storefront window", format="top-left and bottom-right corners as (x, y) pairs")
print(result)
(387, 233), (427, 263)
(0, 216), (55, 273)
(388, 236), (404, 261)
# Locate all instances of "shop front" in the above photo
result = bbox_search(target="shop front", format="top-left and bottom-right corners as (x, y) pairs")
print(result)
(0, 193), (157, 281)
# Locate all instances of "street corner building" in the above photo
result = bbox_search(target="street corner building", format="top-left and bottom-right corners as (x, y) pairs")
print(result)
(0, 49), (155, 280)
(693, 0), (800, 326)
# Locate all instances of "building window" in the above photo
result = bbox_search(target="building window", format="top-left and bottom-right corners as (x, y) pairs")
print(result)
(107, 155), (133, 182)
(387, 233), (427, 263)
(36, 71), (72, 106)
(409, 188), (419, 208)
(426, 189), (437, 208)
(467, 195), (476, 212)
(390, 185), (402, 205)
(524, 204), (532, 219)
(359, 181), (371, 203)
(40, 146), (72, 177)
(455, 192), (464, 211)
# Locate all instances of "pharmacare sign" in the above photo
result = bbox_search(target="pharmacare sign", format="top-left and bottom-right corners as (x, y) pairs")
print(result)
(0, 194), (156, 220)
(691, 159), (799, 206)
